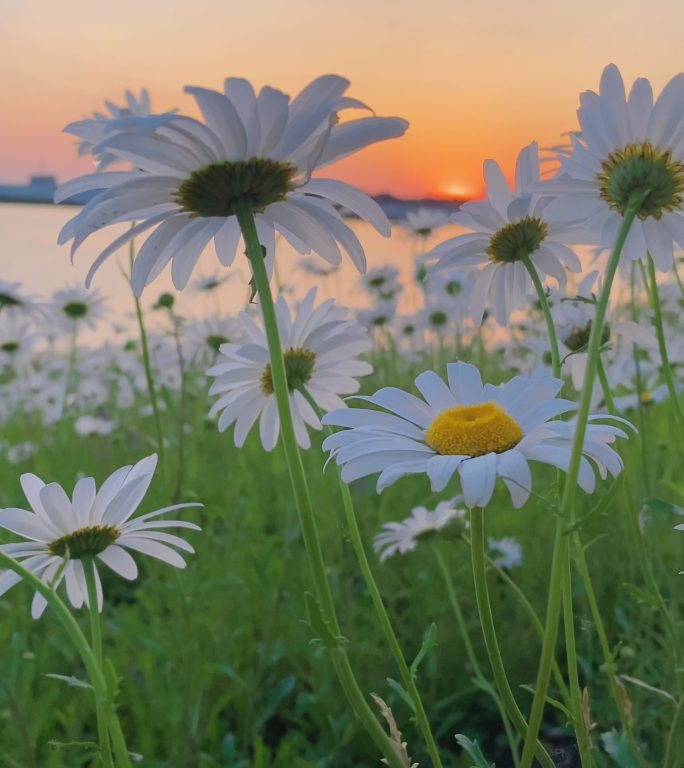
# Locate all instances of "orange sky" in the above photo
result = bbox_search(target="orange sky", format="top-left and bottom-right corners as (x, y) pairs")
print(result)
(1, 0), (682, 199)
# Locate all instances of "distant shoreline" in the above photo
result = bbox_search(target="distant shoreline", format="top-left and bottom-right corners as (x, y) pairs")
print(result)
(0, 190), (463, 220)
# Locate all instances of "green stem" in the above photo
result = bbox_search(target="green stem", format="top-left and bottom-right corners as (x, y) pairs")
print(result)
(645, 253), (684, 435)
(522, 255), (561, 377)
(469, 509), (555, 768)
(523, 255), (590, 762)
(571, 536), (649, 767)
(0, 553), (127, 766)
(83, 559), (113, 767)
(519, 190), (647, 768)
(664, 695), (684, 768)
(672, 257), (684, 301)
(235, 202), (404, 768)
(129, 243), (167, 482)
(465, 539), (571, 707)
(303, 386), (444, 768)
(434, 548), (520, 767)
(597, 357), (617, 414)
(169, 308), (188, 503)
(629, 262), (651, 495)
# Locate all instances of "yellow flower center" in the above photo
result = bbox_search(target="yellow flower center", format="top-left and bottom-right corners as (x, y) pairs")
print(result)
(425, 402), (523, 457)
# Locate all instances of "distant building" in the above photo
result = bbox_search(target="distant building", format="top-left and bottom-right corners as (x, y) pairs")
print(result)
(0, 175), (95, 205)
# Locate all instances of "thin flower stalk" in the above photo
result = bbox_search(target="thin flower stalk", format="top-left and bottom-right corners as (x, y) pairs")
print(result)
(433, 547), (521, 766)
(235, 201), (406, 768)
(129, 242), (167, 480)
(519, 189), (648, 768)
(84, 558), (113, 767)
(645, 253), (684, 435)
(469, 508), (555, 768)
(302, 385), (444, 768)
(521, 254), (590, 762)
(0, 551), (132, 768)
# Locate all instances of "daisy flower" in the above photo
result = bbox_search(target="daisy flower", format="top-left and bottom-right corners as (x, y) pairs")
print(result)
(543, 64), (684, 270)
(322, 361), (630, 508)
(207, 288), (372, 450)
(0, 318), (37, 372)
(488, 537), (524, 569)
(373, 498), (467, 561)
(426, 142), (581, 326)
(362, 265), (402, 299)
(552, 271), (657, 389)
(0, 454), (200, 618)
(65, 88), (178, 170)
(0, 281), (44, 319)
(52, 284), (108, 332)
(56, 75), (408, 294)
(402, 207), (450, 240)
(184, 314), (241, 365)
(191, 270), (232, 293)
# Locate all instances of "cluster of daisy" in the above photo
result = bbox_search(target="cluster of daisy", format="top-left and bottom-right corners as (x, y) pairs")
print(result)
(0, 62), (682, 767)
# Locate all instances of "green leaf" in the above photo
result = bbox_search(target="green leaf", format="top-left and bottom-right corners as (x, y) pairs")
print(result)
(643, 497), (684, 516)
(454, 734), (496, 767)
(410, 622), (437, 678)
(622, 583), (662, 608)
(600, 729), (640, 768)
(44, 673), (93, 690)
(385, 677), (416, 714)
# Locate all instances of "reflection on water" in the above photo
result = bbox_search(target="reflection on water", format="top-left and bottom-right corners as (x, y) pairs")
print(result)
(0, 203), (459, 342)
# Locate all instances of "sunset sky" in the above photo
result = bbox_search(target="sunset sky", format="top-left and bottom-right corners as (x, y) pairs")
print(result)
(1, 0), (682, 200)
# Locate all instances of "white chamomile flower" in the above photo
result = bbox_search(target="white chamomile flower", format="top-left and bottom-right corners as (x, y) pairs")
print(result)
(74, 415), (118, 436)
(322, 361), (631, 508)
(184, 314), (241, 365)
(0, 454), (201, 618)
(402, 207), (450, 239)
(357, 301), (397, 333)
(0, 318), (37, 371)
(373, 498), (467, 561)
(427, 142), (582, 326)
(543, 64), (684, 270)
(488, 537), (524, 569)
(65, 88), (178, 170)
(362, 265), (402, 300)
(207, 288), (372, 451)
(553, 271), (657, 389)
(0, 281), (44, 319)
(56, 75), (408, 293)
(52, 284), (108, 332)
(191, 271), (232, 293)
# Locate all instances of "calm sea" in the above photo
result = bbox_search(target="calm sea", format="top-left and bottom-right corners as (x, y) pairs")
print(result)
(0, 203), (454, 340)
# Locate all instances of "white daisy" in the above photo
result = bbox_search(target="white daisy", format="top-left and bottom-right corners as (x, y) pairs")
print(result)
(402, 207), (450, 239)
(357, 300), (397, 333)
(184, 314), (241, 365)
(74, 415), (118, 437)
(426, 142), (582, 326)
(191, 270), (232, 293)
(322, 362), (630, 508)
(0, 281), (44, 319)
(373, 498), (467, 562)
(0, 318), (37, 372)
(362, 265), (403, 300)
(542, 64), (684, 270)
(56, 75), (408, 293)
(0, 454), (200, 618)
(552, 271), (657, 389)
(488, 536), (524, 569)
(65, 88), (178, 170)
(207, 288), (372, 451)
(51, 284), (108, 333)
